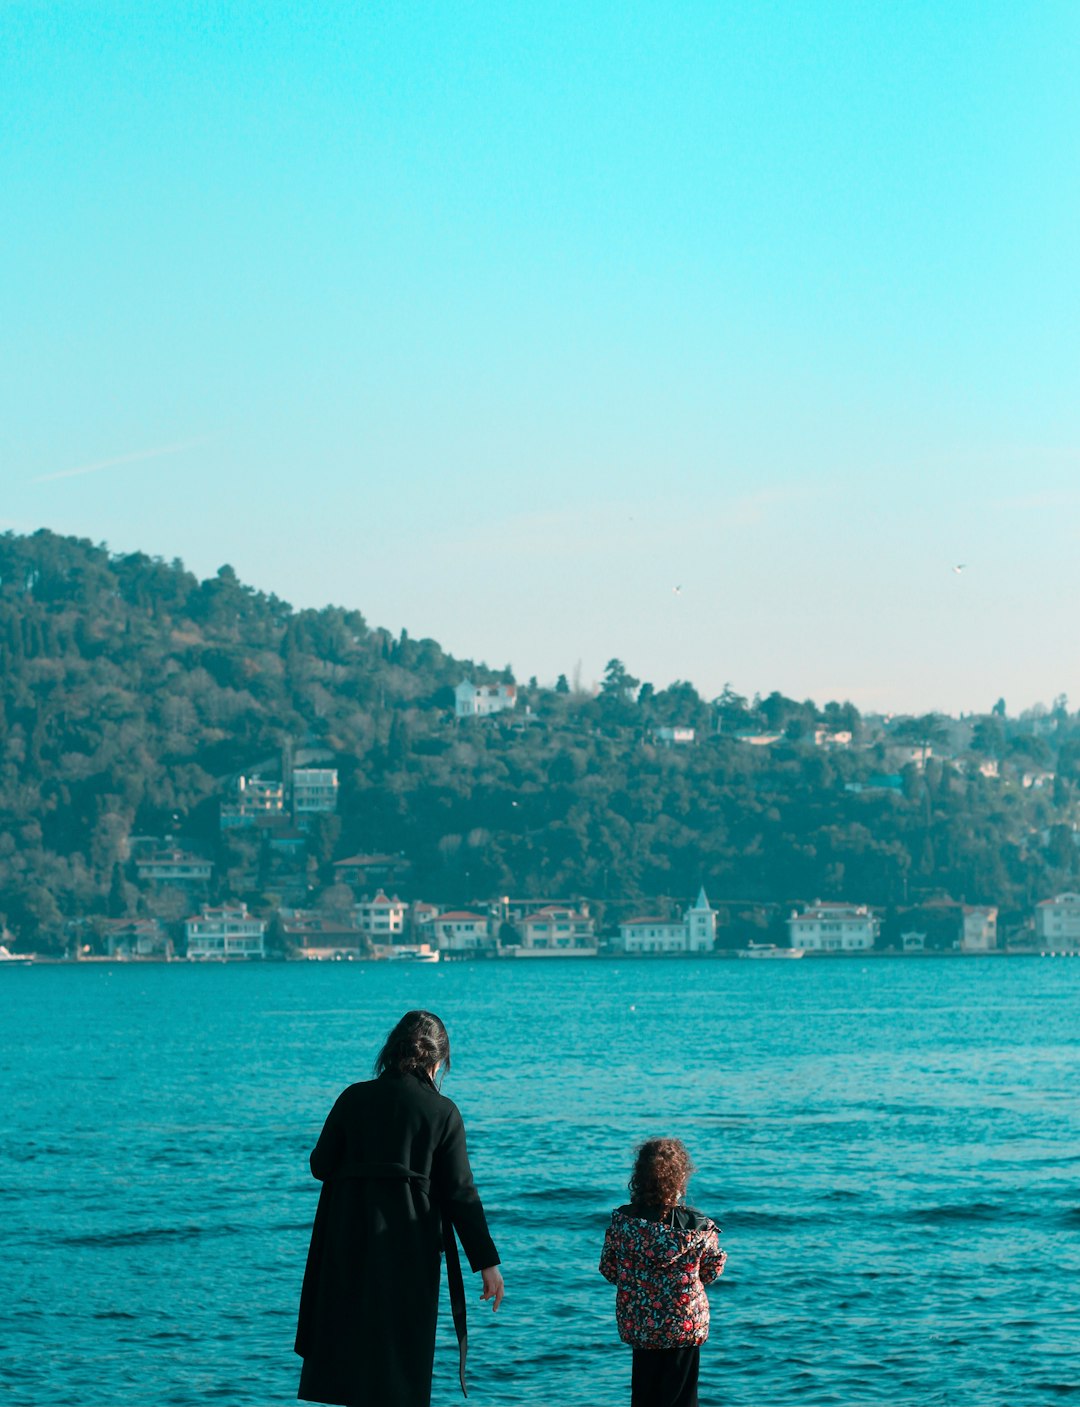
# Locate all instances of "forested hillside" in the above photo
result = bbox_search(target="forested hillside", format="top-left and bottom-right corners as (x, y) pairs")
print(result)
(2, 529), (1079, 950)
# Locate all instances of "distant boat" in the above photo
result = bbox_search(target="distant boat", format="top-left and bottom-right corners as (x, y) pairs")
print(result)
(736, 943), (805, 960)
(0, 944), (33, 966)
(383, 947), (440, 963)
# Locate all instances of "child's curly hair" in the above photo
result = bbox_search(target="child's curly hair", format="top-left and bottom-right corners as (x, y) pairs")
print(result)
(628, 1137), (694, 1207)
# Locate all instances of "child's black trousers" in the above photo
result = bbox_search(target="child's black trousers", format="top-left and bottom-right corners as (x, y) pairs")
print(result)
(630, 1345), (700, 1407)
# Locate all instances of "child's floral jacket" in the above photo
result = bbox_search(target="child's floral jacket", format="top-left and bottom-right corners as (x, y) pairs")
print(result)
(599, 1204), (726, 1349)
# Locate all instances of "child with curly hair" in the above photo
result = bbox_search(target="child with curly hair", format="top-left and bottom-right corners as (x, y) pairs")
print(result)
(599, 1138), (726, 1407)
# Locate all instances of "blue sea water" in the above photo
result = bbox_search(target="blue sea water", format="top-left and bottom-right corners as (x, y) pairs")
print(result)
(3, 956), (1080, 1407)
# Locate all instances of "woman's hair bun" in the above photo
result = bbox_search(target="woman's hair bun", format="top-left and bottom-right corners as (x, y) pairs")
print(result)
(374, 1010), (451, 1079)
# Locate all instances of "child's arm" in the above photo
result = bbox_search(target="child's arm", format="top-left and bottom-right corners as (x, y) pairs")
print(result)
(698, 1225), (727, 1285)
(599, 1218), (618, 1282)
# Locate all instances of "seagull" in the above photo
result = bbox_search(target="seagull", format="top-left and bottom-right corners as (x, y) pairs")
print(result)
(672, 585), (683, 595)
(952, 564), (966, 575)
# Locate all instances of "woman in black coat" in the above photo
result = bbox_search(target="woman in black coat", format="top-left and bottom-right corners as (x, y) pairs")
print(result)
(296, 1010), (503, 1407)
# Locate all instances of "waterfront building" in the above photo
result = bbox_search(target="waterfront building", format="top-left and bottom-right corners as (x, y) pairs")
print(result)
(961, 905), (998, 953)
(618, 888), (716, 954)
(618, 918), (687, 954)
(281, 910), (366, 958)
(901, 931), (927, 952)
(787, 901), (878, 952)
(514, 905), (597, 956)
(423, 910), (494, 954)
(185, 903), (266, 959)
(355, 891), (407, 943)
(102, 918), (169, 958)
(292, 768), (338, 814)
(686, 887), (717, 951)
(454, 680), (517, 719)
(409, 901), (439, 937)
(1034, 893), (1080, 951)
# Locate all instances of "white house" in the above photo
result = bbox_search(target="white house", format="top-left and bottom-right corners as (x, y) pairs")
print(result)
(1022, 769), (1056, 790)
(961, 905), (998, 953)
(423, 910), (493, 954)
(292, 768), (338, 814)
(455, 680), (517, 719)
(1034, 893), (1080, 951)
(787, 901), (878, 952)
(355, 891), (407, 943)
(686, 887), (717, 951)
(619, 918), (687, 954)
(814, 728), (853, 748)
(514, 905), (597, 956)
(136, 850), (213, 885)
(186, 903), (266, 959)
(619, 888), (716, 954)
(655, 727), (695, 746)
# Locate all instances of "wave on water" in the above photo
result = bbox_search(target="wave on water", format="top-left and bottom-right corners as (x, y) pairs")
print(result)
(515, 1187), (605, 1205)
(57, 1223), (243, 1248)
(905, 1201), (1008, 1224)
(724, 1209), (824, 1229)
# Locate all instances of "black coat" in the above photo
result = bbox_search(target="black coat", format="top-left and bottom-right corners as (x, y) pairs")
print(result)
(295, 1071), (499, 1407)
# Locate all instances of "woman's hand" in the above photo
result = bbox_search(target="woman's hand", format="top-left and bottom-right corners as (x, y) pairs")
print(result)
(480, 1265), (504, 1312)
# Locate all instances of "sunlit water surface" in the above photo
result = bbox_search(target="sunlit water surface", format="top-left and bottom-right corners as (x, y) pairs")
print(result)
(3, 956), (1079, 1406)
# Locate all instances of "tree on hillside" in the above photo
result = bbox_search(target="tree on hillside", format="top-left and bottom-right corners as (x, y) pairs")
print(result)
(600, 659), (640, 700)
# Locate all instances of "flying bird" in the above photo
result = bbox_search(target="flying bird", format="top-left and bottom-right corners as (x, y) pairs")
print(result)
(672, 585), (683, 595)
(952, 564), (967, 575)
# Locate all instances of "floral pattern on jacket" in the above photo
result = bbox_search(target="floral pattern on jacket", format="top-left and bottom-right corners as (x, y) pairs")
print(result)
(599, 1205), (726, 1350)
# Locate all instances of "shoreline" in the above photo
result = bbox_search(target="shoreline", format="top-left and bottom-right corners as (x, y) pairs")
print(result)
(10, 947), (1080, 965)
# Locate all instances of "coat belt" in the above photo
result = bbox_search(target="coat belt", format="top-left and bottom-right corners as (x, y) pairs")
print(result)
(333, 1161), (470, 1397)
(337, 1159), (432, 1191)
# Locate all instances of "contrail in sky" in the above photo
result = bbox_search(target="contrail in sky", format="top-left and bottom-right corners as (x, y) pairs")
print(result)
(31, 436), (210, 484)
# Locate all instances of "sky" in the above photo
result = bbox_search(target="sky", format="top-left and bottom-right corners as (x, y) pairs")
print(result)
(3, 2), (1079, 716)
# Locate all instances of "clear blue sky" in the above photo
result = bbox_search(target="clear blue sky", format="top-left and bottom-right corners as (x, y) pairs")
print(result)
(3, 2), (1078, 714)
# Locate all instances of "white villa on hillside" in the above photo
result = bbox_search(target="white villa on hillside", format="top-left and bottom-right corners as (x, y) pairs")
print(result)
(618, 888), (717, 954)
(136, 850), (213, 885)
(292, 768), (338, 814)
(186, 903), (266, 959)
(220, 775), (285, 829)
(655, 727), (695, 746)
(455, 680), (517, 718)
(787, 901), (878, 952)
(1034, 893), (1080, 951)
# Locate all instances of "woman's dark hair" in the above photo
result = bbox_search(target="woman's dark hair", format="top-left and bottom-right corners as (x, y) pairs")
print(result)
(374, 1010), (451, 1080)
(629, 1138), (694, 1207)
